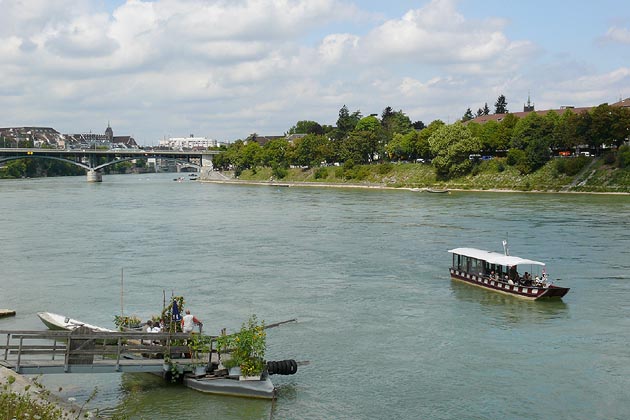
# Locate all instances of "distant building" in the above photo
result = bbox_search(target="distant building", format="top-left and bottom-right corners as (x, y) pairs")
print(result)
(0, 127), (64, 148)
(159, 134), (217, 150)
(467, 97), (630, 125)
(66, 123), (137, 149)
(523, 94), (535, 112)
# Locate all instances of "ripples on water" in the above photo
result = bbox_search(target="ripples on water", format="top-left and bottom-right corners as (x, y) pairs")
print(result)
(1, 175), (630, 419)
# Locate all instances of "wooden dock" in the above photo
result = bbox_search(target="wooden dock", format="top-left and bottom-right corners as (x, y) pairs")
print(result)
(0, 309), (16, 318)
(0, 329), (216, 375)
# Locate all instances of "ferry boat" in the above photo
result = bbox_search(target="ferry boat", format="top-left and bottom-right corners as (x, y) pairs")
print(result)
(447, 246), (569, 300)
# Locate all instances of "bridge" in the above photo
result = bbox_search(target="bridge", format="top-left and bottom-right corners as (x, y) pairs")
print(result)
(0, 148), (221, 182)
(0, 329), (215, 375)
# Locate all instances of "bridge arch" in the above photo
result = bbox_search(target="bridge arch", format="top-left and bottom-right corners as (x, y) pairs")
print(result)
(0, 155), (91, 170)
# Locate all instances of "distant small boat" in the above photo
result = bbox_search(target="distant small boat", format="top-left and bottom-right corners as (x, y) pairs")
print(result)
(37, 312), (115, 333)
(426, 188), (449, 194)
(173, 177), (185, 182)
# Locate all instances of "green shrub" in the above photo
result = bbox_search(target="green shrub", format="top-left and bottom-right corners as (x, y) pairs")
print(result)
(618, 145), (630, 169)
(378, 163), (393, 174)
(334, 167), (344, 179)
(603, 151), (616, 165)
(555, 156), (588, 176)
(272, 165), (288, 179)
(354, 166), (370, 180)
(314, 167), (328, 179)
(506, 149), (526, 166)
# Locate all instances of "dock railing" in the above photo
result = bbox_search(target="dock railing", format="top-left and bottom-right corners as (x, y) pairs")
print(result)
(0, 329), (216, 374)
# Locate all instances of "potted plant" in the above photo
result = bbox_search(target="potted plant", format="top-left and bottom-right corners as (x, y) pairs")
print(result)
(188, 333), (212, 376)
(113, 315), (142, 331)
(216, 315), (266, 380)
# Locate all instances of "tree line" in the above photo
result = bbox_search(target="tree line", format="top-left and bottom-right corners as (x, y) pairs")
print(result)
(213, 97), (630, 179)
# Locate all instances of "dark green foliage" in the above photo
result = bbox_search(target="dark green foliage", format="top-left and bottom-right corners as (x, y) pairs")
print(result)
(555, 156), (589, 176)
(314, 167), (328, 179)
(603, 151), (616, 165)
(618, 145), (630, 169)
(272, 165), (288, 179)
(494, 94), (508, 114)
(462, 108), (474, 122)
(506, 148), (526, 166)
(378, 162), (393, 174)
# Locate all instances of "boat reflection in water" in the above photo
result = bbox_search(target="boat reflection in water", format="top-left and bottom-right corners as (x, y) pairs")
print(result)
(449, 280), (569, 326)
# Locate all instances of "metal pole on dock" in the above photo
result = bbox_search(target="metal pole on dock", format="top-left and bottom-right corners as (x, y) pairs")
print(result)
(120, 268), (124, 320)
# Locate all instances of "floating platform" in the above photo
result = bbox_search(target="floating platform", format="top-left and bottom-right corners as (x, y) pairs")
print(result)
(0, 309), (16, 318)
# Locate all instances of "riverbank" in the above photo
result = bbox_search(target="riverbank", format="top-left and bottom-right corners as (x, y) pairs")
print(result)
(200, 175), (630, 195)
(0, 366), (94, 418)
(201, 156), (630, 194)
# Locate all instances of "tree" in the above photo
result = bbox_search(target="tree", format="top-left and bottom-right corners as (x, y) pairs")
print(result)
(290, 134), (332, 167)
(287, 120), (323, 135)
(335, 105), (362, 140)
(483, 103), (490, 115)
(341, 115), (384, 163)
(589, 104), (615, 150)
(428, 123), (482, 178)
(412, 120), (425, 130)
(260, 138), (289, 168)
(510, 112), (553, 172)
(462, 108), (474, 122)
(494, 95), (508, 114)
(381, 108), (413, 137)
(476, 108), (484, 117)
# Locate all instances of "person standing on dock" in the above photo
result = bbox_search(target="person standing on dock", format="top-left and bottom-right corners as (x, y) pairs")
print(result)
(181, 309), (202, 333)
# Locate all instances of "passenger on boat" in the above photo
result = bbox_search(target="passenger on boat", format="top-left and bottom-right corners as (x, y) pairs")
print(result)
(143, 320), (153, 333)
(182, 310), (203, 333)
(508, 266), (519, 282)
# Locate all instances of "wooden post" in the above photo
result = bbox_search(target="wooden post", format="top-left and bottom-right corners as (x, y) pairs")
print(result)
(17, 336), (24, 371)
(115, 337), (122, 371)
(4, 334), (9, 360)
(68, 326), (95, 366)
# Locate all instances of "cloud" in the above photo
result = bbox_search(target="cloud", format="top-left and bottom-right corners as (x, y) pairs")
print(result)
(0, 0), (627, 142)
(602, 25), (630, 44)
(360, 0), (528, 66)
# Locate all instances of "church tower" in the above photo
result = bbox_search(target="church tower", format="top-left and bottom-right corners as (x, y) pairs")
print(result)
(523, 93), (535, 112)
(105, 121), (113, 141)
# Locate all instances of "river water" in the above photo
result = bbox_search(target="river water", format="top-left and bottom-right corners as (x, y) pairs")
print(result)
(1, 173), (629, 419)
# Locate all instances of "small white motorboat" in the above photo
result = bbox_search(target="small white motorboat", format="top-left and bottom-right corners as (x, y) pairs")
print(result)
(37, 312), (115, 333)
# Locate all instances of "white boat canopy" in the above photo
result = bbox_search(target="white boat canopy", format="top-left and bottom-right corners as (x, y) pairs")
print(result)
(448, 248), (545, 267)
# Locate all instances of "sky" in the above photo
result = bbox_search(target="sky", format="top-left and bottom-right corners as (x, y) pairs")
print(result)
(1, 0), (629, 145)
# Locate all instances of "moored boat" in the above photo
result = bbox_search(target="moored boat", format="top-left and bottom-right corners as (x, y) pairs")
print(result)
(183, 373), (276, 399)
(37, 312), (115, 333)
(447, 246), (569, 300)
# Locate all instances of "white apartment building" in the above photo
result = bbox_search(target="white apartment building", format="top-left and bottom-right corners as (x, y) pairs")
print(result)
(159, 135), (218, 150)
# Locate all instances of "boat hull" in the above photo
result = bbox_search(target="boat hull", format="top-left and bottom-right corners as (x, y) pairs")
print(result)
(183, 375), (276, 399)
(449, 269), (569, 300)
(37, 312), (115, 332)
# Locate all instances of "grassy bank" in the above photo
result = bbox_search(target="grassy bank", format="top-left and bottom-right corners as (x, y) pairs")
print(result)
(233, 157), (630, 193)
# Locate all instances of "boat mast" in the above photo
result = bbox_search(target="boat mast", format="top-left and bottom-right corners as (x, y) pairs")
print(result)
(502, 235), (509, 256)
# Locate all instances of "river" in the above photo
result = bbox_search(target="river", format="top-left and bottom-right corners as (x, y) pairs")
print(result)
(1, 173), (629, 419)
